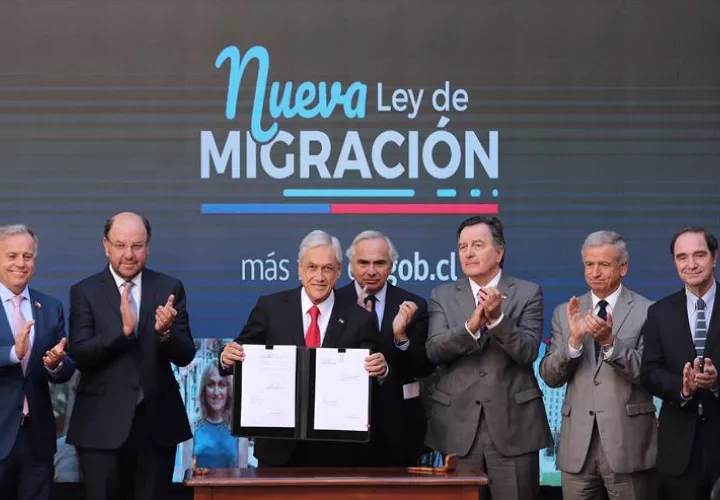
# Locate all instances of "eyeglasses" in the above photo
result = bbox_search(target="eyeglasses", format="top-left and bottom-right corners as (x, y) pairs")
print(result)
(107, 240), (147, 253)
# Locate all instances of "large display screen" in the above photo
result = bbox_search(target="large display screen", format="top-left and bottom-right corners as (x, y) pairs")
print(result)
(2, 0), (719, 485)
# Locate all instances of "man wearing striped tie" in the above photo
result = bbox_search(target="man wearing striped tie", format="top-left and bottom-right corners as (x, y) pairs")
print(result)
(641, 227), (720, 500)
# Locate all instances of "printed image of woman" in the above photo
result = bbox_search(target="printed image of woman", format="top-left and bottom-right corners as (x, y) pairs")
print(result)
(192, 365), (238, 468)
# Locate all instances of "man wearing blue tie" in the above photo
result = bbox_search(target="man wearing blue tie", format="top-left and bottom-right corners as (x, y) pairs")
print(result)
(0, 224), (75, 500)
(641, 227), (720, 500)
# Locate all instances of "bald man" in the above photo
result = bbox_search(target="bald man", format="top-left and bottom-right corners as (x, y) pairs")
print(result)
(67, 212), (196, 500)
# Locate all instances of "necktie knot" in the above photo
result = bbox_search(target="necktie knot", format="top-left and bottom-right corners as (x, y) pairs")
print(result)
(309, 305), (320, 320)
(10, 295), (24, 308)
(697, 298), (706, 311)
(306, 305), (321, 348)
(597, 300), (609, 320)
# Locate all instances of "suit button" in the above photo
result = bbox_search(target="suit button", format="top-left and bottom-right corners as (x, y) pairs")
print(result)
(479, 372), (487, 377)
(475, 400), (481, 405)
(594, 381), (600, 387)
(589, 410), (595, 416)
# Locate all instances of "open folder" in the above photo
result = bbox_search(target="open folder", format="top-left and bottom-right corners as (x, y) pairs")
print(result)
(232, 345), (372, 442)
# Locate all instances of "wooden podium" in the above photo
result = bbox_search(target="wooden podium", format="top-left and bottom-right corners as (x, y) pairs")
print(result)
(184, 467), (488, 500)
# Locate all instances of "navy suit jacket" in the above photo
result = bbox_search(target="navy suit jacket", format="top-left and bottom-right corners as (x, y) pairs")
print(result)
(336, 281), (433, 465)
(0, 289), (75, 461)
(67, 267), (195, 450)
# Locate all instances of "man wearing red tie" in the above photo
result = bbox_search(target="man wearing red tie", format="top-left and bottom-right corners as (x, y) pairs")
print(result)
(220, 229), (386, 466)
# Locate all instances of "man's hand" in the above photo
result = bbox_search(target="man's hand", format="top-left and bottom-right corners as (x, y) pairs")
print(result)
(682, 361), (698, 398)
(392, 301), (418, 340)
(466, 302), (488, 334)
(120, 284), (137, 336)
(154, 294), (177, 334)
(364, 352), (387, 377)
(357, 286), (372, 312)
(695, 357), (718, 389)
(15, 320), (35, 359)
(221, 342), (245, 368)
(584, 312), (614, 346)
(566, 297), (585, 350)
(43, 338), (68, 370)
(479, 286), (504, 322)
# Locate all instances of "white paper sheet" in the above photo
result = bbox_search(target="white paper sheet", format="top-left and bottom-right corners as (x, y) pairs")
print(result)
(240, 345), (297, 428)
(313, 348), (370, 432)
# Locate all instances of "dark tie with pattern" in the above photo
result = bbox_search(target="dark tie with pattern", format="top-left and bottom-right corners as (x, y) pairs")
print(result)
(595, 300), (609, 361)
(695, 298), (707, 359)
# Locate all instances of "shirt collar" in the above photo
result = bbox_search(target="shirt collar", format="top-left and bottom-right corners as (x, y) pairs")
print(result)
(108, 264), (142, 290)
(591, 283), (623, 310)
(686, 280), (717, 311)
(0, 282), (30, 303)
(353, 280), (388, 306)
(301, 287), (335, 318)
(468, 269), (502, 298)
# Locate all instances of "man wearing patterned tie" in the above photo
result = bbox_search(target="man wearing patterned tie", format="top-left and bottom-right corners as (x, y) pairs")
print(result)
(220, 229), (385, 466)
(336, 230), (434, 466)
(67, 212), (196, 500)
(641, 227), (720, 500)
(540, 230), (656, 499)
(0, 224), (75, 500)
(425, 216), (551, 500)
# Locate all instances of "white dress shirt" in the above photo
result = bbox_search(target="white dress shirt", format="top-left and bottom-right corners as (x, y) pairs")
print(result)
(300, 287), (334, 343)
(568, 284), (623, 359)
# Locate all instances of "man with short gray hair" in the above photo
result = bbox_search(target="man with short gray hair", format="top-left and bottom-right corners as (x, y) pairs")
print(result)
(540, 230), (656, 499)
(0, 224), (75, 500)
(221, 229), (386, 467)
(337, 230), (434, 466)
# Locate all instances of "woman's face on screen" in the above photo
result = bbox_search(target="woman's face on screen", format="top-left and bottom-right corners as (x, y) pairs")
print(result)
(204, 371), (229, 418)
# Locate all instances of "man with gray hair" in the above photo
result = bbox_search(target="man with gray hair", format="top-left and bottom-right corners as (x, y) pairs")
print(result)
(337, 230), (434, 466)
(221, 229), (386, 467)
(0, 225), (75, 500)
(540, 230), (656, 499)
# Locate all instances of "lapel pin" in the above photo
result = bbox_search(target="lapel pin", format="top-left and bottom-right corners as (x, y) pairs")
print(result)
(35, 301), (42, 309)
(338, 318), (344, 324)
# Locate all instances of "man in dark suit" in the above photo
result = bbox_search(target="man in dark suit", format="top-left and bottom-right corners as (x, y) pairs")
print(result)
(641, 227), (720, 500)
(220, 229), (387, 467)
(67, 212), (196, 500)
(425, 216), (551, 500)
(336, 230), (434, 466)
(0, 224), (75, 500)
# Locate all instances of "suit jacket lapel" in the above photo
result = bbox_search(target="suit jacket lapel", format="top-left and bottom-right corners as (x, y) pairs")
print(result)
(497, 274), (516, 314)
(287, 287), (307, 346)
(99, 267), (122, 323)
(322, 298), (347, 348)
(27, 289), (44, 376)
(380, 284), (397, 339)
(454, 279), (476, 321)
(668, 291), (697, 361)
(703, 281), (720, 357)
(611, 287), (633, 338)
(138, 270), (155, 335)
(578, 293), (598, 371)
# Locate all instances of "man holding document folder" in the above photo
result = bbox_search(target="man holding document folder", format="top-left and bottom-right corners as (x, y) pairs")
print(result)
(220, 230), (387, 467)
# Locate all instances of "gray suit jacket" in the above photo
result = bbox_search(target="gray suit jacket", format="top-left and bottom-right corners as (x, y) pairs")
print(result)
(539, 287), (657, 474)
(425, 274), (552, 457)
